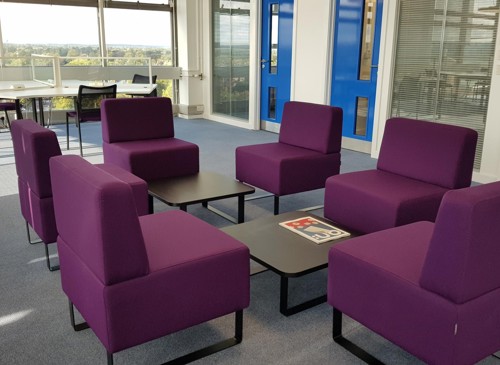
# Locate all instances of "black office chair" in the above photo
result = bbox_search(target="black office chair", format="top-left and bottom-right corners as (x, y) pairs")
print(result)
(0, 99), (16, 132)
(129, 74), (157, 97)
(66, 84), (117, 156)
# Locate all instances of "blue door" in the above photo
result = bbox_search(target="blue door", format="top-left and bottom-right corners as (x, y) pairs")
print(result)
(260, 0), (293, 125)
(331, 0), (383, 141)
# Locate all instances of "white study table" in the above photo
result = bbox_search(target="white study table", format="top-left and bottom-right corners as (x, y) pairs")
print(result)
(0, 80), (157, 125)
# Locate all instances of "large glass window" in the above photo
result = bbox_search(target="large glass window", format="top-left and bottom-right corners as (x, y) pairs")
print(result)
(212, 0), (251, 120)
(0, 3), (99, 61)
(0, 0), (175, 102)
(104, 8), (173, 97)
(391, 0), (498, 169)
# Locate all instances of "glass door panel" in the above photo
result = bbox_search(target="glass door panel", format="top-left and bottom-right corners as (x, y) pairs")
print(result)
(260, 0), (293, 125)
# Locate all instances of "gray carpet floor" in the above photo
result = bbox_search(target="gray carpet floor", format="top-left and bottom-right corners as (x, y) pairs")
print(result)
(0, 119), (496, 364)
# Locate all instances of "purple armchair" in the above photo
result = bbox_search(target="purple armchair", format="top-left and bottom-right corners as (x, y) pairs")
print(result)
(236, 101), (343, 214)
(11, 119), (148, 272)
(101, 97), (199, 182)
(324, 117), (477, 234)
(49, 155), (250, 365)
(328, 181), (500, 365)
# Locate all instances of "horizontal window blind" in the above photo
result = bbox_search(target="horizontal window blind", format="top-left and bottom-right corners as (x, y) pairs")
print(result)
(390, 0), (498, 169)
(1, 0), (172, 11)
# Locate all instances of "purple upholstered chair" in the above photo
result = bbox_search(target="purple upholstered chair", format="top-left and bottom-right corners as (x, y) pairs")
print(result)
(101, 97), (199, 182)
(11, 119), (148, 272)
(324, 117), (477, 234)
(328, 181), (500, 365)
(236, 101), (343, 214)
(49, 155), (250, 365)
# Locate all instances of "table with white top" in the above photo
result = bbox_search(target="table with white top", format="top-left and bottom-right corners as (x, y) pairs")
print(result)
(0, 80), (157, 125)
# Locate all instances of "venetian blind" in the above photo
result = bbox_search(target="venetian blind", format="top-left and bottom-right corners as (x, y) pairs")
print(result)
(390, 0), (498, 169)
(1, 0), (172, 11)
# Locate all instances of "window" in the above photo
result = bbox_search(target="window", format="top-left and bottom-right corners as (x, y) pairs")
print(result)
(0, 3), (99, 61)
(0, 0), (176, 103)
(212, 0), (251, 120)
(391, 0), (498, 169)
(104, 7), (174, 97)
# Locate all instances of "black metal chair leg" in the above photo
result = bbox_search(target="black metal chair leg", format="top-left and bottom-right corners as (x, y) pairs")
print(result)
(26, 221), (42, 245)
(69, 300), (90, 331)
(107, 352), (114, 365)
(160, 310), (244, 365)
(78, 122), (83, 156)
(332, 308), (385, 365)
(66, 114), (70, 150)
(44, 244), (60, 271)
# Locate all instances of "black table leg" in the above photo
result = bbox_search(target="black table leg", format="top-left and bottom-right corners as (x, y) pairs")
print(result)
(38, 98), (45, 127)
(279, 276), (327, 316)
(14, 100), (23, 119)
(180, 204), (187, 212)
(31, 98), (38, 123)
(148, 195), (154, 214)
(238, 195), (245, 223)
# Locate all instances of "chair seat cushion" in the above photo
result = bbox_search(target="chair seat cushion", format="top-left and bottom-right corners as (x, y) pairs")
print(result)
(98, 210), (250, 353)
(328, 222), (451, 364)
(328, 221), (500, 365)
(102, 138), (199, 181)
(236, 142), (340, 196)
(324, 169), (448, 233)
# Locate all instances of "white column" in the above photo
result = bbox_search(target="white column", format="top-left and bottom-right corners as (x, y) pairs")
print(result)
(176, 0), (204, 118)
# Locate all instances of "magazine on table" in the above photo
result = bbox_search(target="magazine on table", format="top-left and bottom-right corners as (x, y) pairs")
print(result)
(279, 216), (350, 244)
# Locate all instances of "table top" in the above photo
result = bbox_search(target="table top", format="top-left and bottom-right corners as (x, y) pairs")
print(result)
(148, 171), (255, 206)
(221, 211), (357, 277)
(0, 80), (156, 99)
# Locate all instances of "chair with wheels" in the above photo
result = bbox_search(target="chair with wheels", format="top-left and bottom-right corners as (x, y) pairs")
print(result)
(66, 84), (117, 156)
(324, 117), (477, 234)
(49, 154), (250, 365)
(235, 101), (343, 214)
(129, 73), (157, 97)
(328, 181), (500, 365)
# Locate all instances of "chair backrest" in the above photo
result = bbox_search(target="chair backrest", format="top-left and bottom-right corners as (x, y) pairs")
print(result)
(420, 182), (500, 304)
(101, 97), (174, 143)
(377, 118), (477, 189)
(278, 101), (343, 154)
(132, 74), (157, 84)
(76, 84), (117, 123)
(50, 155), (149, 285)
(132, 74), (158, 97)
(11, 119), (61, 242)
(11, 119), (61, 198)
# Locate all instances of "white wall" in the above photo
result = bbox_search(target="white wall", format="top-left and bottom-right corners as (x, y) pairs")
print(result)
(176, 0), (205, 118)
(476, 23), (500, 183)
(290, 0), (334, 104)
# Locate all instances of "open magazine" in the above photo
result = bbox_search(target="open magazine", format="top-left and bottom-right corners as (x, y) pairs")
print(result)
(279, 216), (350, 244)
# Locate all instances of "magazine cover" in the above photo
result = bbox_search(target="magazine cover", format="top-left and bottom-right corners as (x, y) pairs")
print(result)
(279, 216), (350, 244)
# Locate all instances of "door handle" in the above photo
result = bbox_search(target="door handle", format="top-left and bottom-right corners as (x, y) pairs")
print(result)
(371, 65), (378, 68)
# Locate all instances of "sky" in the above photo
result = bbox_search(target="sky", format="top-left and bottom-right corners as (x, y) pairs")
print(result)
(0, 3), (171, 47)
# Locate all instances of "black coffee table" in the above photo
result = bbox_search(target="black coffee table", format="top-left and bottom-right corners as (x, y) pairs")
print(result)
(148, 171), (255, 223)
(221, 211), (356, 316)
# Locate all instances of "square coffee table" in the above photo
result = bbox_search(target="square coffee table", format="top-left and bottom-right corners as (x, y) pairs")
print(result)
(148, 171), (255, 223)
(221, 210), (357, 316)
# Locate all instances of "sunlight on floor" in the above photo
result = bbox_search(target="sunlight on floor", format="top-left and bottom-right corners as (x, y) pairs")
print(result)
(0, 309), (33, 327)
